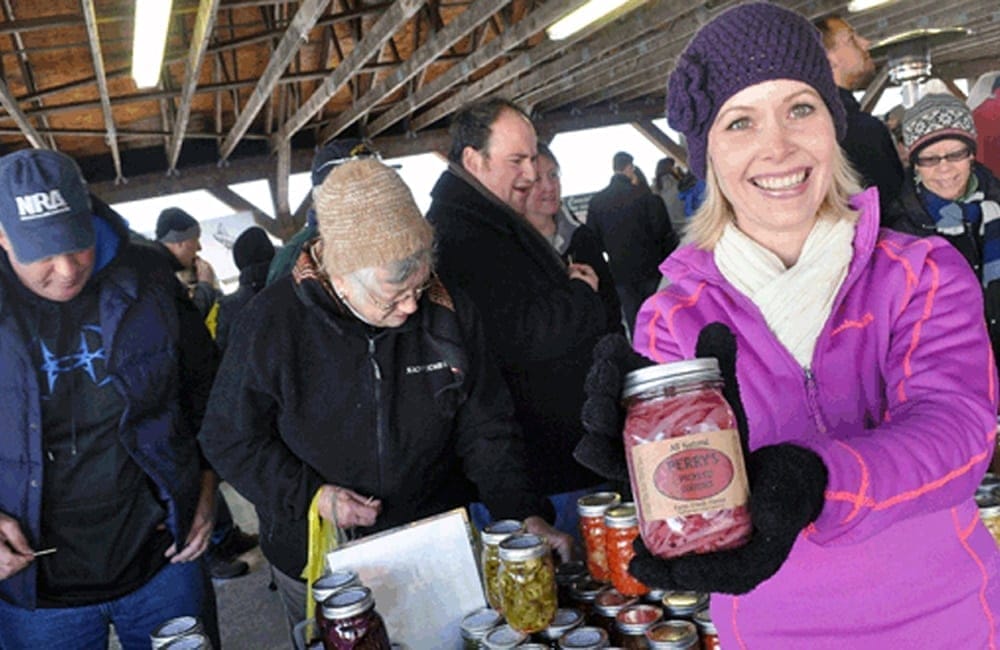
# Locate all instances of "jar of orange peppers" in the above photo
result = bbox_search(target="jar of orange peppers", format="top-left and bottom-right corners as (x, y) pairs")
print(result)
(577, 492), (621, 582)
(604, 503), (648, 597)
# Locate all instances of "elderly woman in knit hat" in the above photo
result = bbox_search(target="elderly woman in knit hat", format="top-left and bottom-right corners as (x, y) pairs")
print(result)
(197, 158), (572, 637)
(575, 3), (1000, 647)
(886, 93), (1000, 362)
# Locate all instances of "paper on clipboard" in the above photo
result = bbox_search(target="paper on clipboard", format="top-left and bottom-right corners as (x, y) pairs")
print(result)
(324, 508), (486, 649)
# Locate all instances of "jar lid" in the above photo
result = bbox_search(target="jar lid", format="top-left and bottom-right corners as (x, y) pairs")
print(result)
(481, 519), (525, 545)
(645, 620), (698, 646)
(498, 533), (548, 561)
(559, 626), (609, 648)
(622, 359), (720, 400)
(569, 577), (606, 601)
(615, 604), (664, 634)
(483, 624), (527, 647)
(976, 491), (1000, 509)
(543, 608), (585, 638)
(594, 587), (637, 616)
(604, 503), (638, 528)
(981, 472), (1000, 490)
(320, 586), (374, 620)
(520, 645), (550, 650)
(643, 588), (667, 604)
(577, 491), (622, 516)
(152, 616), (200, 639)
(460, 607), (501, 637)
(312, 569), (359, 601)
(160, 635), (210, 650)
(980, 504), (1000, 517)
(692, 608), (716, 634)
(555, 560), (588, 585)
(662, 591), (708, 614)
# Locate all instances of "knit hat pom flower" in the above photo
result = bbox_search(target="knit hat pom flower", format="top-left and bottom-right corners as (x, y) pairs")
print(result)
(667, 53), (711, 136)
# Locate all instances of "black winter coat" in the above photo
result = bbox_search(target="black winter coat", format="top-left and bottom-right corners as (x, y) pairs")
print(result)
(198, 266), (544, 578)
(426, 169), (608, 495)
(839, 88), (904, 222)
(215, 260), (269, 352)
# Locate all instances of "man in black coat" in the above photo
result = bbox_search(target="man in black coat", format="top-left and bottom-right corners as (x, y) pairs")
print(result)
(586, 151), (677, 335)
(426, 99), (610, 537)
(816, 15), (904, 221)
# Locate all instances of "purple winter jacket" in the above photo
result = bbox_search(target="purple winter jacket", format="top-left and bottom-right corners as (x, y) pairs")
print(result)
(634, 188), (1000, 648)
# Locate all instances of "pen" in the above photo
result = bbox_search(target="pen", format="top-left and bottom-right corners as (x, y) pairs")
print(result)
(33, 547), (57, 557)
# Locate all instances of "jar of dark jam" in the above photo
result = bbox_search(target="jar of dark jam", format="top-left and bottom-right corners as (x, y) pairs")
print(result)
(615, 604), (663, 650)
(558, 626), (610, 649)
(538, 608), (585, 647)
(482, 519), (525, 612)
(320, 586), (391, 650)
(460, 607), (501, 650)
(591, 587), (637, 643)
(622, 360), (751, 559)
(660, 592), (707, 623)
(314, 570), (362, 638)
(569, 577), (607, 625)
(692, 608), (720, 650)
(555, 561), (589, 607)
(644, 620), (699, 649)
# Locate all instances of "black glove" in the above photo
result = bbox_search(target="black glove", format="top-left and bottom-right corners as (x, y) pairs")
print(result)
(575, 333), (653, 481)
(627, 323), (829, 595)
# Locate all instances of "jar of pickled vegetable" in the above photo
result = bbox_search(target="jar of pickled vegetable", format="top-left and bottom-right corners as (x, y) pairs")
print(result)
(481, 519), (525, 612)
(604, 504), (648, 597)
(558, 626), (610, 649)
(555, 561), (588, 607)
(592, 587), (637, 643)
(692, 609), (720, 650)
(460, 607), (501, 650)
(660, 592), (707, 622)
(622, 359), (751, 559)
(615, 604), (663, 650)
(481, 624), (528, 649)
(314, 570), (362, 638)
(319, 586), (391, 650)
(498, 534), (558, 634)
(538, 608), (585, 646)
(644, 620), (699, 649)
(577, 492), (621, 582)
(569, 577), (606, 625)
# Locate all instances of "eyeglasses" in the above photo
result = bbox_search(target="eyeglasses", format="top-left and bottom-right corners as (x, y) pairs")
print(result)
(360, 277), (432, 315)
(914, 148), (972, 168)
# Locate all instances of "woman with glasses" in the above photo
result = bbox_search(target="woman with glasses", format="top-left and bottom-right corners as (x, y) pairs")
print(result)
(887, 92), (1000, 362)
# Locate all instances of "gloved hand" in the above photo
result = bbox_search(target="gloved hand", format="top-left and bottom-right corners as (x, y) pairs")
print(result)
(575, 333), (653, 481)
(627, 323), (829, 595)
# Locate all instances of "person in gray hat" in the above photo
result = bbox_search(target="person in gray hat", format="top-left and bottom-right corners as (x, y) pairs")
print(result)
(154, 206), (221, 319)
(0, 149), (220, 648)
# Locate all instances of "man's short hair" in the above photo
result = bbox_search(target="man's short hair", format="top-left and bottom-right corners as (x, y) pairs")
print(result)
(813, 14), (844, 50)
(612, 151), (634, 172)
(447, 98), (531, 164)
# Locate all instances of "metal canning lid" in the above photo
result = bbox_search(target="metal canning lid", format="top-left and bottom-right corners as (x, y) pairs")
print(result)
(321, 586), (374, 620)
(570, 577), (606, 601)
(555, 560), (588, 585)
(520, 645), (550, 650)
(622, 359), (721, 400)
(152, 616), (201, 638)
(662, 591), (708, 614)
(594, 587), (637, 615)
(313, 569), (360, 602)
(982, 473), (1000, 490)
(483, 624), (527, 647)
(976, 491), (1000, 508)
(481, 519), (525, 545)
(693, 608), (716, 634)
(604, 503), (638, 528)
(577, 491), (622, 516)
(643, 588), (667, 603)
(980, 504), (1000, 518)
(543, 608), (585, 637)
(460, 607), (501, 637)
(498, 533), (547, 561)
(616, 604), (664, 634)
(559, 626), (609, 648)
(645, 620), (698, 645)
(160, 635), (210, 650)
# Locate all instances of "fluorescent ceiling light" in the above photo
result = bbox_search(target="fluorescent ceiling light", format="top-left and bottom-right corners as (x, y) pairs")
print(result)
(847, 0), (895, 11)
(131, 0), (173, 88)
(547, 0), (631, 41)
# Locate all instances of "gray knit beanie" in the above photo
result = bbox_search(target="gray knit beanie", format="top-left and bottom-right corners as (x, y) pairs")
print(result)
(902, 93), (977, 159)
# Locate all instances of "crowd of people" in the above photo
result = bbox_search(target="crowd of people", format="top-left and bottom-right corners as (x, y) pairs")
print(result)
(0, 1), (999, 648)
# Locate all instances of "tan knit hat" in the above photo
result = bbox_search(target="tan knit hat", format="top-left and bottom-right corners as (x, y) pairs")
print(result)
(314, 158), (433, 276)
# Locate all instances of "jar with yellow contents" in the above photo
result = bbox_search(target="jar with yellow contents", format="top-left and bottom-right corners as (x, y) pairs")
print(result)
(498, 533), (558, 634)
(481, 519), (525, 612)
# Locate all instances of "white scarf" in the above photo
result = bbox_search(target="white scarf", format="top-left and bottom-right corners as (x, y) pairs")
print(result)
(714, 217), (855, 368)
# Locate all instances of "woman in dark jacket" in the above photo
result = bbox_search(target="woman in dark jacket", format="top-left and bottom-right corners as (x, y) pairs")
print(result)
(885, 92), (1000, 362)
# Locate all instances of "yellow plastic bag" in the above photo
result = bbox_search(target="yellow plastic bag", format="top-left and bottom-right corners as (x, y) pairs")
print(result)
(302, 488), (342, 622)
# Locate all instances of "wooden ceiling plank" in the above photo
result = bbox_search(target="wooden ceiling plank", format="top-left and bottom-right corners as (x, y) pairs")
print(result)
(217, 0), (330, 161)
(633, 118), (687, 164)
(80, 0), (124, 182)
(318, 0), (511, 144)
(275, 0), (425, 144)
(168, 0), (221, 173)
(2, 0), (57, 148)
(364, 0), (588, 138)
(270, 138), (291, 222)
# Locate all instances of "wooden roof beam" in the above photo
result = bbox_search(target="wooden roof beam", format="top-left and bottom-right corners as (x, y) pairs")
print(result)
(168, 0), (221, 173)
(317, 0), (510, 144)
(80, 0), (123, 183)
(275, 0), (425, 145)
(217, 0), (329, 161)
(0, 76), (46, 148)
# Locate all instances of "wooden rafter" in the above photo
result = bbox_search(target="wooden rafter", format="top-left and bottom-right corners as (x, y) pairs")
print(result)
(0, 76), (45, 148)
(1, 0), (55, 148)
(79, 0), (123, 182)
(168, 0), (221, 173)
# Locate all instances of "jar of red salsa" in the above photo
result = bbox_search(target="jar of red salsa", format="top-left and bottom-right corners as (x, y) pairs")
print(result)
(621, 359), (751, 559)
(603, 504), (648, 597)
(577, 492), (621, 582)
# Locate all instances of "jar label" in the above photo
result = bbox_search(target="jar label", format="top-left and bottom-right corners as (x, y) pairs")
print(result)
(630, 428), (748, 520)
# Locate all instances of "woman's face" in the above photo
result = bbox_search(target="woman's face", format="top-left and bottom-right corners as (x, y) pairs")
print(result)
(707, 79), (837, 256)
(525, 154), (562, 220)
(914, 138), (974, 201)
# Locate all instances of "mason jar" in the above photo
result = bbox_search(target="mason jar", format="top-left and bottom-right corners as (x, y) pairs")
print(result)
(498, 534), (558, 634)
(481, 519), (525, 612)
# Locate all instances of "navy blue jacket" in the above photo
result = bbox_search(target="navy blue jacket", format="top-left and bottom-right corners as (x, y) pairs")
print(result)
(0, 209), (212, 609)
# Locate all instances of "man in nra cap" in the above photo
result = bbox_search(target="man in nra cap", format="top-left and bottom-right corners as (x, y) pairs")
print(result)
(0, 148), (221, 647)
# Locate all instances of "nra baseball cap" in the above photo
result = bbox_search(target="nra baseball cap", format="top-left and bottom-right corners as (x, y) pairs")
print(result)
(0, 149), (94, 264)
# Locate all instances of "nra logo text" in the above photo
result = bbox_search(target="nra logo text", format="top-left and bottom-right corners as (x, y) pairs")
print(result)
(16, 190), (70, 221)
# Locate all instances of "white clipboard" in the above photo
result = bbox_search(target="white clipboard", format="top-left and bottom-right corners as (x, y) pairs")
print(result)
(324, 508), (486, 649)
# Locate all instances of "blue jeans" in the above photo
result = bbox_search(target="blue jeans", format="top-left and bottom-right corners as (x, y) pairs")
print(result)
(0, 559), (219, 650)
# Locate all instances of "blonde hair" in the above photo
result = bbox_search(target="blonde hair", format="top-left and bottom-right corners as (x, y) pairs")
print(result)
(684, 145), (864, 249)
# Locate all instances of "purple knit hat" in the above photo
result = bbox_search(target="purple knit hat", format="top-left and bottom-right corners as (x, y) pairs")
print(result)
(666, 2), (847, 180)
